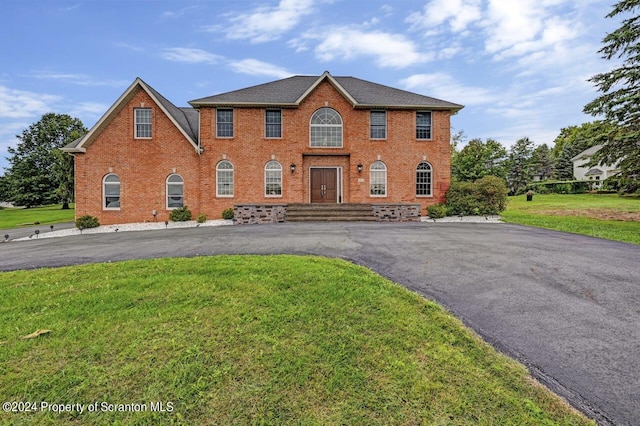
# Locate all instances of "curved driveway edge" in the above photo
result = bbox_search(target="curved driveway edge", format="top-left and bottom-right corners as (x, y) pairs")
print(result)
(1, 222), (638, 425)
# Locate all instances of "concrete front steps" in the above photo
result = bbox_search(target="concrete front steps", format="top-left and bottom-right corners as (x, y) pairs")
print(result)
(286, 203), (377, 222)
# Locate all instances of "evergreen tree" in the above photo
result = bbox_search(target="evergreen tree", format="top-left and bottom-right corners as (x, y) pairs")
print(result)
(531, 144), (555, 181)
(506, 137), (535, 194)
(3, 113), (86, 207)
(584, 0), (640, 193)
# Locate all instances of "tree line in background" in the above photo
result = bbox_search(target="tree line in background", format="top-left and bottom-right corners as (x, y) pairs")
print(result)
(450, 120), (620, 195)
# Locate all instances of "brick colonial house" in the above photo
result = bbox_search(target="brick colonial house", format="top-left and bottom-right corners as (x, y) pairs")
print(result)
(64, 72), (463, 224)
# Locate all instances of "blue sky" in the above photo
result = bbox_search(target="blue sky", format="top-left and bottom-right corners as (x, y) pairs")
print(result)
(0, 0), (621, 175)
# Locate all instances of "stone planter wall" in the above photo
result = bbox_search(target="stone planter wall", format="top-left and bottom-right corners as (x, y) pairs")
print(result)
(233, 204), (287, 225)
(372, 204), (421, 222)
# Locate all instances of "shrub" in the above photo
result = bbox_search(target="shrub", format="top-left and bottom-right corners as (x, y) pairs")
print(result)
(445, 176), (508, 215)
(426, 203), (448, 219)
(222, 208), (234, 220)
(196, 213), (207, 223)
(169, 206), (192, 222)
(75, 215), (100, 229)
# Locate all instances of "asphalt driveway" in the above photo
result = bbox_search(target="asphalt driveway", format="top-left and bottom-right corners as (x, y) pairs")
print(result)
(1, 222), (638, 425)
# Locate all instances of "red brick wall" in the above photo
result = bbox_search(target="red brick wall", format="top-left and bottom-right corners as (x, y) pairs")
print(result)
(75, 80), (452, 224)
(75, 88), (201, 225)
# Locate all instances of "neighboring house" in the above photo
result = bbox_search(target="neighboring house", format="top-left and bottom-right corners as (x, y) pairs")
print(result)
(63, 72), (463, 225)
(571, 145), (620, 188)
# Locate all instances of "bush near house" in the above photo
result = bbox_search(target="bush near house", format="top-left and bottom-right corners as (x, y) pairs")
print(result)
(446, 176), (508, 216)
(75, 215), (99, 229)
(169, 206), (192, 222)
(222, 208), (234, 220)
(426, 203), (448, 218)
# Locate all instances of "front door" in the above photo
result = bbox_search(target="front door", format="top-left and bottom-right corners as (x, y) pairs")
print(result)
(310, 168), (337, 203)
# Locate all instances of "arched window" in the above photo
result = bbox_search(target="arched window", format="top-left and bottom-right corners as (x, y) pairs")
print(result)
(416, 162), (432, 196)
(310, 107), (343, 147)
(103, 174), (120, 209)
(216, 160), (234, 197)
(370, 161), (387, 196)
(166, 174), (184, 208)
(265, 160), (282, 196)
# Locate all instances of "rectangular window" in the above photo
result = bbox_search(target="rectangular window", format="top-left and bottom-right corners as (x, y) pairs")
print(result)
(370, 111), (386, 139)
(135, 108), (152, 138)
(265, 109), (282, 138)
(416, 111), (432, 140)
(216, 109), (234, 138)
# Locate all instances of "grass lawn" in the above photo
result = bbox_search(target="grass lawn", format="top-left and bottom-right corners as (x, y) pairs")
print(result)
(0, 256), (592, 425)
(0, 204), (75, 229)
(502, 194), (640, 245)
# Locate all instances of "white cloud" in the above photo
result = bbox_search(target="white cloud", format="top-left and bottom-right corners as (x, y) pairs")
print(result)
(0, 85), (60, 119)
(161, 48), (224, 64)
(400, 73), (496, 106)
(312, 27), (425, 68)
(407, 0), (482, 32)
(228, 59), (294, 79)
(69, 102), (109, 119)
(32, 72), (128, 87)
(221, 0), (317, 43)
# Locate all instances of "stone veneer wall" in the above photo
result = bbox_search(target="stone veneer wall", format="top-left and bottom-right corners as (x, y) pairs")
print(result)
(234, 203), (422, 224)
(234, 204), (287, 225)
(371, 204), (421, 222)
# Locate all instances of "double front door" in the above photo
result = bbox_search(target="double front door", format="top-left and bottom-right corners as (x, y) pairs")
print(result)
(310, 168), (337, 203)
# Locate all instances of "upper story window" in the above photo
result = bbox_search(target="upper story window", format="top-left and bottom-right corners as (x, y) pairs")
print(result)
(265, 109), (282, 138)
(103, 173), (121, 209)
(216, 108), (234, 138)
(265, 160), (282, 197)
(416, 111), (432, 140)
(135, 108), (152, 138)
(216, 160), (234, 197)
(370, 111), (386, 139)
(166, 174), (184, 209)
(416, 162), (432, 196)
(370, 161), (387, 197)
(310, 107), (342, 147)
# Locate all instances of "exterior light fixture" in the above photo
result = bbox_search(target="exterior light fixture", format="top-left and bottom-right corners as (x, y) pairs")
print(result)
(290, 163), (296, 174)
(152, 210), (157, 221)
(357, 163), (363, 174)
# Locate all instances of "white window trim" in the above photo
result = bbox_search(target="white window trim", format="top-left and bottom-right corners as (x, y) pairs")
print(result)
(166, 174), (184, 210)
(416, 111), (432, 141)
(370, 110), (387, 140)
(216, 160), (234, 198)
(416, 162), (434, 198)
(103, 173), (121, 210)
(265, 109), (283, 139)
(264, 160), (283, 198)
(216, 108), (234, 139)
(369, 161), (388, 198)
(309, 107), (343, 148)
(134, 108), (152, 139)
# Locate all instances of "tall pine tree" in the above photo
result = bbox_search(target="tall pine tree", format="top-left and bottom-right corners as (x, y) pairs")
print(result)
(584, 0), (640, 193)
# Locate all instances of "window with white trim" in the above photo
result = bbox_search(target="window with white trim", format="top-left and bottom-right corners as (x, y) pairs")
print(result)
(416, 111), (432, 140)
(265, 109), (282, 138)
(135, 108), (152, 138)
(103, 174), (120, 209)
(370, 111), (386, 139)
(370, 161), (387, 196)
(310, 107), (342, 147)
(265, 160), (282, 196)
(216, 160), (234, 197)
(416, 162), (432, 196)
(166, 174), (184, 209)
(216, 108), (234, 138)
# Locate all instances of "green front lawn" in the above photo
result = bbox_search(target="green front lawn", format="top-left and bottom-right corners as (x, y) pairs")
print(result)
(0, 204), (75, 229)
(0, 256), (592, 425)
(502, 194), (640, 244)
